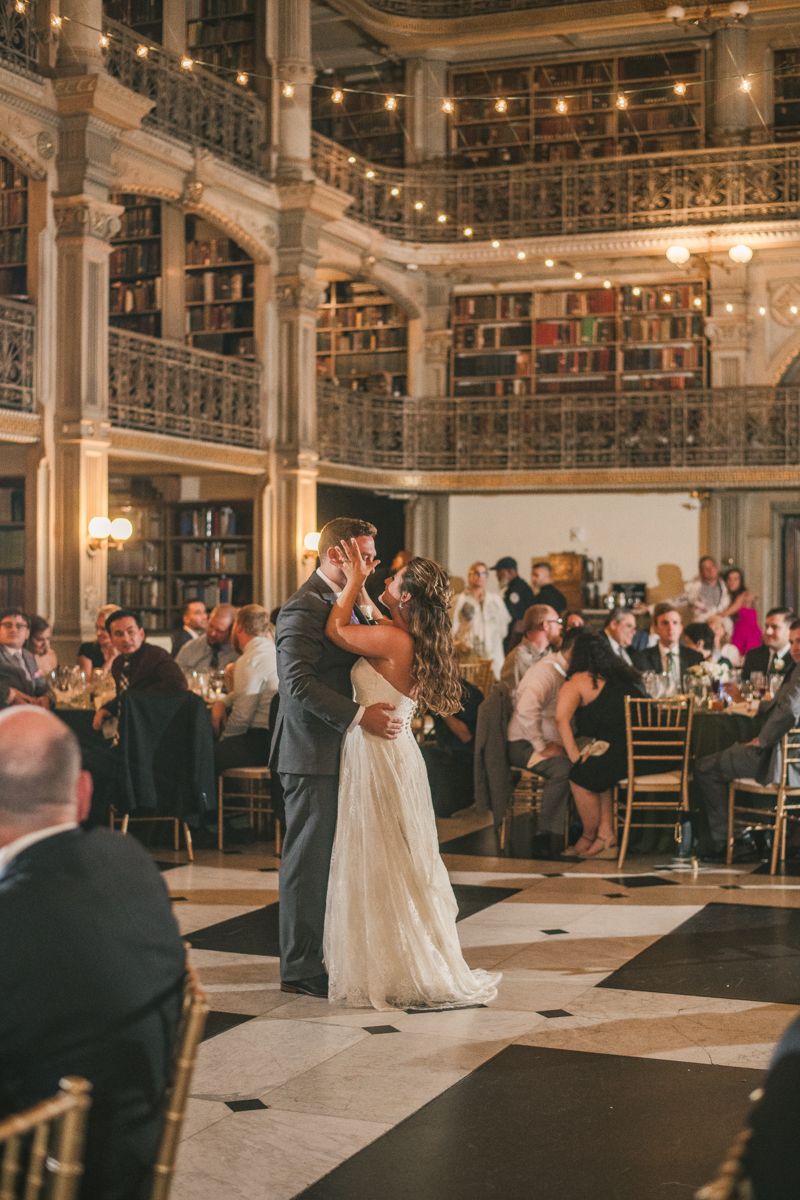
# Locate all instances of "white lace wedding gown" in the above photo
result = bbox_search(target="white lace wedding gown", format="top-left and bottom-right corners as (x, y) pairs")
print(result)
(323, 657), (501, 1012)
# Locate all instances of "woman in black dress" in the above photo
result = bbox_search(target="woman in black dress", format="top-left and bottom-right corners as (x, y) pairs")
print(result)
(555, 631), (645, 859)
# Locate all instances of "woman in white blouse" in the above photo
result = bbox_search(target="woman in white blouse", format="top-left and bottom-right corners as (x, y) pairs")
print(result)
(451, 561), (511, 680)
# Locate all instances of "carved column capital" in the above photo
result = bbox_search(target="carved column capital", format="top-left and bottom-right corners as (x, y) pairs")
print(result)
(424, 329), (452, 364)
(275, 277), (324, 315)
(705, 315), (753, 352)
(53, 194), (123, 242)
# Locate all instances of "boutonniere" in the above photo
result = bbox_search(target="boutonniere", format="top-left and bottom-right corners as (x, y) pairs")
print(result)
(460, 602), (475, 621)
(772, 658), (786, 673)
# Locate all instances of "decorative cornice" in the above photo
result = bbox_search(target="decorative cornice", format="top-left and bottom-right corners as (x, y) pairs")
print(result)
(110, 427), (269, 473)
(53, 194), (124, 242)
(0, 129), (47, 181)
(54, 71), (154, 131)
(278, 179), (354, 225)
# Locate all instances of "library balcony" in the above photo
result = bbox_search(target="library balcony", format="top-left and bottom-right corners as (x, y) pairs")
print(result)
(317, 381), (800, 480)
(108, 328), (262, 447)
(337, 0), (596, 12)
(0, 299), (35, 413)
(0, 0), (38, 76)
(311, 133), (800, 243)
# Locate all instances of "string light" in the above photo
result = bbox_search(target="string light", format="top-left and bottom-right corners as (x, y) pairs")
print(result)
(792, 305), (798, 315)
(282, 83), (294, 98)
(574, 271), (582, 280)
(237, 72), (248, 86)
(663, 293), (672, 302)
(442, 98), (454, 113)
(437, 213), (447, 223)
(603, 280), (611, 288)
(545, 259), (554, 267)
(726, 303), (733, 311)
(181, 55), (193, 69)
(390, 187), (400, 196)
(332, 90), (343, 104)
(50, 14), (61, 26)
(495, 98), (507, 113)
(99, 33), (109, 47)
(385, 96), (397, 111)
(555, 97), (568, 114)
(347, 156), (356, 163)
(759, 306), (766, 315)
(365, 170), (375, 178)
(414, 201), (424, 211)
(492, 240), (500, 248)
(694, 297), (702, 307)
(616, 93), (628, 109)
(464, 227), (473, 237)
(14, 1), (26, 13)
(136, 43), (148, 57)
(518, 250), (526, 259)
(673, 82), (687, 96)
(740, 78), (752, 92)
(633, 287), (641, 296)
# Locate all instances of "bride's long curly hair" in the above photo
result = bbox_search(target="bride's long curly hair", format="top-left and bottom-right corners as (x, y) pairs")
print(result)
(400, 557), (462, 717)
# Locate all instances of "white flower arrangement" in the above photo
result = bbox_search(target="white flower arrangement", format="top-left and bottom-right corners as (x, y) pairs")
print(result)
(687, 660), (730, 683)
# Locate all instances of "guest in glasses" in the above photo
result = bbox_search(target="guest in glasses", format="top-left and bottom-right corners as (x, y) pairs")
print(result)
(176, 603), (239, 673)
(0, 609), (49, 704)
(500, 605), (562, 696)
(604, 607), (637, 666)
(451, 561), (510, 680)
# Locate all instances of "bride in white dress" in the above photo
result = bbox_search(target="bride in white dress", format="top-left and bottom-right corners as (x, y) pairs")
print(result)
(323, 541), (501, 1012)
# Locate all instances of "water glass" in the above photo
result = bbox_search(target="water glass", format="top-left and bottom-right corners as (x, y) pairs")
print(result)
(769, 673), (784, 698)
(751, 671), (767, 698)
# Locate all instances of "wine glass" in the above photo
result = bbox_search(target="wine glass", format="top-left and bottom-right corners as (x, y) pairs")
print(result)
(769, 673), (784, 698)
(751, 671), (767, 698)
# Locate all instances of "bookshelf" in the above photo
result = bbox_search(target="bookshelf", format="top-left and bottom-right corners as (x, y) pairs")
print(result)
(452, 282), (707, 397)
(0, 156), (27, 300)
(449, 49), (703, 168)
(316, 280), (408, 395)
(185, 215), (255, 358)
(186, 0), (255, 86)
(0, 478), (25, 610)
(774, 49), (800, 142)
(109, 193), (162, 338)
(312, 62), (406, 167)
(102, 0), (163, 42)
(107, 487), (253, 634)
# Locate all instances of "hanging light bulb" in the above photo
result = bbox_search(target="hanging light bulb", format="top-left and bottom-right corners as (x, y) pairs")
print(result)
(50, 14), (61, 27)
(633, 287), (641, 296)
(616, 93), (628, 109)
(464, 227), (473, 237)
(365, 170), (375, 179)
(740, 78), (752, 92)
(442, 98), (454, 114)
(390, 187), (400, 196)
(14, 1), (26, 13)
(332, 89), (344, 104)
(385, 95), (397, 111)
(414, 201), (424, 211)
(545, 259), (554, 267)
(495, 98), (507, 113)
(282, 83), (294, 98)
(347, 156), (356, 163)
(99, 32), (109, 47)
(726, 303), (733, 312)
(662, 293), (672, 303)
(136, 43), (148, 57)
(181, 55), (193, 69)
(437, 213), (447, 223)
(673, 82), (686, 96)
(759, 306), (766, 315)
(492, 240), (500, 248)
(694, 297), (702, 307)
(555, 97), (568, 114)
(603, 280), (611, 288)
(574, 271), (582, 280)
(518, 250), (526, 260)
(666, 245), (691, 265)
(728, 244), (753, 263)
(237, 72), (248, 86)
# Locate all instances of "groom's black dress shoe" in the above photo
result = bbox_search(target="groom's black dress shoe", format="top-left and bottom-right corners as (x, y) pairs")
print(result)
(280, 974), (329, 998)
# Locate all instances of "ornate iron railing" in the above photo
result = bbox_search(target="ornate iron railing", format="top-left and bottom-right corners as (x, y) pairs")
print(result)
(312, 133), (800, 242)
(103, 18), (265, 174)
(356, 0), (606, 12)
(0, 0), (38, 75)
(318, 383), (800, 472)
(0, 299), (35, 412)
(109, 329), (262, 447)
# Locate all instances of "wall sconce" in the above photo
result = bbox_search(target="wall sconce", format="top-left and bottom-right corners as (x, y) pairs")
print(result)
(303, 532), (321, 559)
(88, 516), (133, 557)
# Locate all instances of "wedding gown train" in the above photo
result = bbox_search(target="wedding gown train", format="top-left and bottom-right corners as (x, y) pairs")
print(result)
(323, 657), (501, 1012)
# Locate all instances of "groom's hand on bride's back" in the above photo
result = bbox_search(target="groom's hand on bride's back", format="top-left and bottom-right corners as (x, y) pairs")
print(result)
(361, 703), (403, 739)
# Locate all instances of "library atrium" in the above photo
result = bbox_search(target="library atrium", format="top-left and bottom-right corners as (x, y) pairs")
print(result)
(3, 0), (800, 1196)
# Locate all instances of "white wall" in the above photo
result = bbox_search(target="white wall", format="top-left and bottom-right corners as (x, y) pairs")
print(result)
(447, 491), (701, 602)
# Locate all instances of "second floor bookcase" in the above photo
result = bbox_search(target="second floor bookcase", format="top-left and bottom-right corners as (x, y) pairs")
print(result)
(0, 156), (27, 299)
(102, 0), (163, 43)
(184, 214), (255, 359)
(312, 62), (407, 167)
(317, 280), (409, 395)
(109, 192), (162, 338)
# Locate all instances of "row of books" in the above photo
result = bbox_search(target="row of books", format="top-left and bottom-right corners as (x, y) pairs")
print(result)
(186, 0), (253, 19)
(0, 488), (24, 523)
(107, 576), (163, 608)
(318, 305), (402, 331)
(0, 161), (26, 191)
(117, 205), (159, 240)
(323, 328), (408, 353)
(186, 238), (248, 267)
(0, 192), (26, 229)
(179, 507), (238, 537)
(621, 110), (700, 132)
(0, 230), (25, 266)
(186, 302), (253, 332)
(623, 315), (704, 341)
(454, 325), (534, 350)
(112, 315), (159, 336)
(455, 296), (530, 322)
(318, 351), (407, 377)
(111, 543), (165, 574)
(110, 241), (160, 278)
(192, 43), (254, 71)
(180, 542), (249, 573)
(534, 319), (617, 347)
(537, 349), (616, 374)
(185, 270), (252, 303)
(110, 278), (162, 315)
(179, 577), (235, 608)
(190, 332), (256, 357)
(622, 346), (703, 370)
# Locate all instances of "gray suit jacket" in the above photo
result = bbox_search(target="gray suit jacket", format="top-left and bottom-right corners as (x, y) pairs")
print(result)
(756, 664), (800, 786)
(270, 572), (363, 777)
(474, 681), (514, 823)
(0, 646), (45, 699)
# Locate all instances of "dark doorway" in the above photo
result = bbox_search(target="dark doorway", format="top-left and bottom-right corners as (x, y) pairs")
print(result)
(316, 485), (407, 604)
(782, 515), (800, 613)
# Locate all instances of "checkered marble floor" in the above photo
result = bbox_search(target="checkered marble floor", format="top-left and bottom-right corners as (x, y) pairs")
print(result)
(157, 810), (800, 1200)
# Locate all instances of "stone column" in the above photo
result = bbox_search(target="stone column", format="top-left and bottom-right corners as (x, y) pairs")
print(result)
(705, 261), (752, 388)
(56, 0), (105, 76)
(276, 0), (315, 181)
(405, 58), (448, 164)
(712, 24), (751, 146)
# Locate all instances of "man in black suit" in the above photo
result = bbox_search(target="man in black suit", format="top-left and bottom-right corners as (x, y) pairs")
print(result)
(530, 562), (568, 615)
(492, 556), (536, 654)
(93, 610), (188, 732)
(0, 707), (186, 1200)
(695, 619), (800, 858)
(272, 518), (403, 998)
(170, 599), (207, 657)
(741, 607), (795, 681)
(631, 602), (704, 688)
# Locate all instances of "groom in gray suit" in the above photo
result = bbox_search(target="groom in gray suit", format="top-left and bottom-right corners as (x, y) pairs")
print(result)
(272, 517), (403, 997)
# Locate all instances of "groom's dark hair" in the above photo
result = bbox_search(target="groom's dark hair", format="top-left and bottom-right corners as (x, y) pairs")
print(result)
(318, 518), (377, 562)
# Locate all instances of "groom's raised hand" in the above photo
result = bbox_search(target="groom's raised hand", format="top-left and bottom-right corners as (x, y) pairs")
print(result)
(361, 702), (403, 740)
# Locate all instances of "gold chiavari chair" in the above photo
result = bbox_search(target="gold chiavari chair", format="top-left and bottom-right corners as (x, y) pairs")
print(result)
(499, 768), (544, 852)
(459, 657), (495, 698)
(0, 1076), (91, 1200)
(149, 961), (208, 1200)
(727, 726), (800, 875)
(614, 695), (694, 870)
(695, 1128), (752, 1200)
(217, 767), (280, 853)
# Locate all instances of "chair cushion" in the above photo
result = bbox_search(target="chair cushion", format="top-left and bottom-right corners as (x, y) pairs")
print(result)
(619, 771), (682, 787)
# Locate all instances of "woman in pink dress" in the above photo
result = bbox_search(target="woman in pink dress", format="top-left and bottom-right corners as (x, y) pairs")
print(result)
(721, 567), (761, 656)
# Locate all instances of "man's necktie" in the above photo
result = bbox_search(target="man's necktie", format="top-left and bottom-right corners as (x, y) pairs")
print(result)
(667, 652), (678, 688)
(210, 644), (219, 669)
(110, 660), (130, 747)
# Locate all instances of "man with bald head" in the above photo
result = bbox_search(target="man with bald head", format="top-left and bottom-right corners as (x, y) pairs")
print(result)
(175, 602), (239, 672)
(0, 708), (186, 1200)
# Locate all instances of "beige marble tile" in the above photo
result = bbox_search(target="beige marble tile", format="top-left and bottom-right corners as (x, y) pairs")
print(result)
(172, 1108), (391, 1200)
(496, 934), (662, 973)
(199, 986), (295, 1016)
(188, 949), (280, 969)
(191, 1017), (369, 1101)
(446, 870), (546, 887)
(171, 889), (279, 907)
(440, 853), (546, 873)
(487, 974), (599, 1013)
(455, 902), (603, 948)
(194, 960), (282, 986)
(564, 903), (703, 938)
(261, 1032), (509, 1125)
(165, 865), (280, 890)
(180, 1097), (230, 1141)
(173, 904), (263, 936)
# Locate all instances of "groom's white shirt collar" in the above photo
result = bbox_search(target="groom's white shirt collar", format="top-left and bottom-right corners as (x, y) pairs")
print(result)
(316, 567), (364, 733)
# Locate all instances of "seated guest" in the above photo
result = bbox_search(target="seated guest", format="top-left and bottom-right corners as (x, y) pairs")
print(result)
(507, 625), (582, 855)
(707, 613), (742, 668)
(682, 621), (715, 659)
(631, 602), (704, 690)
(500, 604), (562, 695)
(451, 562), (510, 680)
(212, 605), (278, 770)
(0, 707), (186, 1200)
(604, 607), (637, 665)
(741, 607), (795, 681)
(721, 566), (761, 657)
(26, 616), (57, 675)
(0, 608), (49, 700)
(695, 618), (800, 860)
(556, 631), (649, 860)
(491, 556), (536, 654)
(171, 599), (208, 657)
(421, 679), (483, 817)
(563, 610), (585, 631)
(743, 1010), (800, 1197)
(78, 604), (121, 676)
(93, 610), (188, 733)
(530, 561), (567, 614)
(176, 603), (238, 673)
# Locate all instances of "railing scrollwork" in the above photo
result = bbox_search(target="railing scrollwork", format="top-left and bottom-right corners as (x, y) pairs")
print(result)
(0, 0), (38, 76)
(0, 299), (35, 413)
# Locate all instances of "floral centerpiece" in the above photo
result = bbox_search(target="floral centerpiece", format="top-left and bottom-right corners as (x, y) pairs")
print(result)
(685, 659), (731, 709)
(686, 660), (731, 683)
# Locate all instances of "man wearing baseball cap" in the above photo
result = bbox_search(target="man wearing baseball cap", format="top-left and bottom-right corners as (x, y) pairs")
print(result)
(491, 557), (536, 655)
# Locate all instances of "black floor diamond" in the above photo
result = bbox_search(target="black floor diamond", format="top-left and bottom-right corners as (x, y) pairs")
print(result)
(364, 1026), (400, 1034)
(541, 929), (568, 936)
(226, 1099), (269, 1112)
(202, 1012), (257, 1041)
(537, 1009), (572, 1019)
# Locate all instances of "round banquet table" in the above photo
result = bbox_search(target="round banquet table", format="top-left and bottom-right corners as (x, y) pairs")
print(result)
(690, 709), (767, 761)
(54, 706), (107, 747)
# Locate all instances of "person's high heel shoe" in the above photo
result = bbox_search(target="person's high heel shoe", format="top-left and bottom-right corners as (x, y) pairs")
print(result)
(578, 836), (618, 860)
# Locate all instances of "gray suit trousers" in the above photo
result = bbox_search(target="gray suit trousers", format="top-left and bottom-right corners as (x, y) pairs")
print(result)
(694, 743), (763, 843)
(278, 773), (339, 982)
(507, 741), (572, 833)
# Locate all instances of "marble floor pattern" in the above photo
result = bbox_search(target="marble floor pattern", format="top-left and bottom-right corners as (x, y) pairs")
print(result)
(155, 810), (800, 1199)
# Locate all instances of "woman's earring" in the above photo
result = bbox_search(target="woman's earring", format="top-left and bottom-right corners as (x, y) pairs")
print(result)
(398, 599), (404, 615)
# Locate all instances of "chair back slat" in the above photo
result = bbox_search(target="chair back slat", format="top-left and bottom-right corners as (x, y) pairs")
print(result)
(625, 696), (694, 777)
(22, 1124), (49, 1200)
(0, 1078), (91, 1200)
